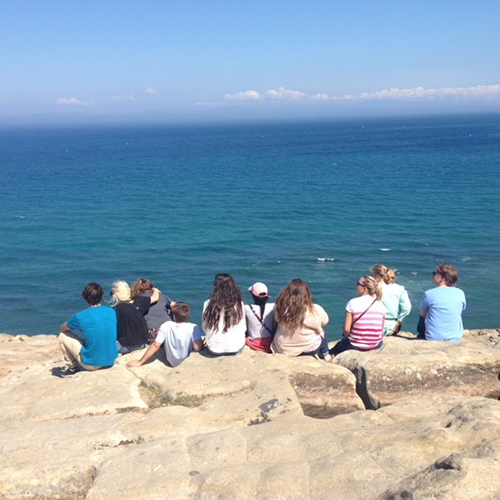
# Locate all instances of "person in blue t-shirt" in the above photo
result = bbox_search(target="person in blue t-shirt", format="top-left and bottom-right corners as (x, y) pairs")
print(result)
(58, 282), (118, 377)
(418, 263), (466, 343)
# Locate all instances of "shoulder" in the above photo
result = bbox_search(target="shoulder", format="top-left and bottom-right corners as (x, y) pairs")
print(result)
(312, 303), (327, 315)
(134, 296), (150, 307)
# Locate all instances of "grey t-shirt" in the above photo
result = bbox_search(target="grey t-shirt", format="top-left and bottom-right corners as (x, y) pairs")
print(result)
(141, 292), (172, 330)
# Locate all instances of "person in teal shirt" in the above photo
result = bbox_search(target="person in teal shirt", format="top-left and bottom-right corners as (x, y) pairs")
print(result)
(58, 282), (118, 377)
(372, 265), (412, 335)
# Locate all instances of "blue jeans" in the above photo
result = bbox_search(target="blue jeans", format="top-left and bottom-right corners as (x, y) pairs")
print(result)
(117, 341), (146, 354)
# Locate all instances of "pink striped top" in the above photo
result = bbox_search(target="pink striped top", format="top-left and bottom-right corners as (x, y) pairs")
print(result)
(346, 295), (386, 350)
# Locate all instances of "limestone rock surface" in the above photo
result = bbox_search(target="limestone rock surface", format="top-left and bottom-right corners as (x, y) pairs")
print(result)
(333, 333), (500, 409)
(1, 331), (500, 499)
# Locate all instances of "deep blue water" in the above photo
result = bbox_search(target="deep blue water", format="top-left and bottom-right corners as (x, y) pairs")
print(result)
(1, 114), (499, 338)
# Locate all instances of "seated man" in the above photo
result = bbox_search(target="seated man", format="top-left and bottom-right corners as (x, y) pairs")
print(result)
(418, 263), (466, 342)
(127, 301), (202, 368)
(58, 282), (118, 377)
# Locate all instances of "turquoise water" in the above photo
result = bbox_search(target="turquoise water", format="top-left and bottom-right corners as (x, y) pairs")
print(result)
(1, 114), (499, 338)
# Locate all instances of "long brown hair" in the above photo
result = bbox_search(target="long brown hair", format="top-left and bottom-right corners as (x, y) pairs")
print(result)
(274, 278), (314, 331)
(203, 274), (243, 333)
(131, 278), (154, 298)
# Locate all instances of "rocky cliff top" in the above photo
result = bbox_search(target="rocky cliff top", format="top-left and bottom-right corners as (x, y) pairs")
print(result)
(1, 329), (499, 499)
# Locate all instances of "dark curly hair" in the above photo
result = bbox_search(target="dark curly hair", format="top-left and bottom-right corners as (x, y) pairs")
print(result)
(203, 274), (243, 333)
(82, 282), (104, 306)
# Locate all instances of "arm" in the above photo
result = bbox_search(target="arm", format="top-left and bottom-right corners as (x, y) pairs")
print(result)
(192, 325), (203, 352)
(150, 287), (160, 305)
(127, 342), (162, 368)
(397, 290), (412, 323)
(343, 312), (353, 338)
(60, 321), (71, 333)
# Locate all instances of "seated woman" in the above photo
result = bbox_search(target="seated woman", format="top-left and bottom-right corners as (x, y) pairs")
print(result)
(372, 264), (412, 336)
(202, 273), (246, 356)
(131, 278), (173, 344)
(244, 282), (276, 353)
(271, 278), (330, 361)
(331, 276), (386, 356)
(418, 263), (466, 342)
(110, 280), (160, 354)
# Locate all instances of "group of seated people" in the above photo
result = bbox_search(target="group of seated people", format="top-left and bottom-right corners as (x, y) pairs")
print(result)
(57, 263), (466, 377)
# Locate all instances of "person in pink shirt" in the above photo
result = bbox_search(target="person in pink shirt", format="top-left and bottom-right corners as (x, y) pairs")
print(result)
(330, 275), (386, 356)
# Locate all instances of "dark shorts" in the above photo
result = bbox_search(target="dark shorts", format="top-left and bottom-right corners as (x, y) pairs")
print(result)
(330, 337), (383, 356)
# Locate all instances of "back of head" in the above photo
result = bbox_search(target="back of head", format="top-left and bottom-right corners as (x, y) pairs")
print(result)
(131, 278), (154, 297)
(203, 273), (243, 332)
(82, 282), (104, 306)
(172, 302), (190, 323)
(249, 282), (270, 306)
(111, 280), (131, 305)
(275, 278), (313, 331)
(436, 263), (459, 287)
(361, 275), (383, 301)
(385, 269), (397, 284)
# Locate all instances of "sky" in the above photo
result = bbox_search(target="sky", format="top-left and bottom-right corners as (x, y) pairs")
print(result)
(1, 0), (500, 124)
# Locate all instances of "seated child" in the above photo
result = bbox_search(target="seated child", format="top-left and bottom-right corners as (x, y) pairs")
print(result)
(127, 302), (203, 368)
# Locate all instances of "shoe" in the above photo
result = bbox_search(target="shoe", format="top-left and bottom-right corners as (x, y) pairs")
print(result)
(58, 366), (80, 378)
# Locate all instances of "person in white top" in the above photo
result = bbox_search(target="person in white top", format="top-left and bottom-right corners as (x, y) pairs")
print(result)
(126, 302), (203, 368)
(203, 273), (246, 355)
(245, 282), (276, 353)
(372, 265), (412, 336)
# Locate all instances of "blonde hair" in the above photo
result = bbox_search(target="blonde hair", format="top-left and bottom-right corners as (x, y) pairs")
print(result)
(110, 280), (131, 306)
(371, 264), (397, 284)
(360, 275), (383, 301)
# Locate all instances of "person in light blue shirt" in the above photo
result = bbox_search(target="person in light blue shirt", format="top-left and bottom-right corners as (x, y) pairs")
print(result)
(419, 263), (466, 342)
(59, 282), (118, 376)
(127, 301), (203, 369)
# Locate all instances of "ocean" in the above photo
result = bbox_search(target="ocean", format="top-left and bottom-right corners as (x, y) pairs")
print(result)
(1, 113), (499, 339)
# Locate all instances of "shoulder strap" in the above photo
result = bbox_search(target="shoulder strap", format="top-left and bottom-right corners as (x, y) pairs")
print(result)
(249, 305), (274, 335)
(352, 298), (377, 325)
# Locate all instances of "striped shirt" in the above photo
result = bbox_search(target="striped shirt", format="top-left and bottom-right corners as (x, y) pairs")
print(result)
(346, 295), (386, 350)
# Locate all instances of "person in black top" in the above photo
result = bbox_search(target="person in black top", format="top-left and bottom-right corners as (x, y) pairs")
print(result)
(110, 280), (160, 353)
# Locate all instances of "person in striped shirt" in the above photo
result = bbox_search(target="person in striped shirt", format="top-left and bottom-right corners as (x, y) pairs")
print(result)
(330, 275), (386, 356)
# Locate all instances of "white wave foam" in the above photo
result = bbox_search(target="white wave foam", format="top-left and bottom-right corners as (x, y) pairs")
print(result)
(317, 257), (337, 262)
(379, 248), (391, 252)
(15, 215), (25, 219)
(462, 257), (473, 262)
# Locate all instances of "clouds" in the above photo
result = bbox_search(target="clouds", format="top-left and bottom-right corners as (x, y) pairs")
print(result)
(111, 93), (136, 102)
(56, 97), (93, 106)
(56, 87), (159, 108)
(219, 84), (500, 105)
(224, 90), (262, 101)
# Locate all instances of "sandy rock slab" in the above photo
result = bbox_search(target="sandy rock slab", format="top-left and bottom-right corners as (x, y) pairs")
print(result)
(83, 396), (500, 500)
(122, 347), (364, 421)
(333, 335), (500, 409)
(0, 334), (60, 377)
(0, 359), (148, 423)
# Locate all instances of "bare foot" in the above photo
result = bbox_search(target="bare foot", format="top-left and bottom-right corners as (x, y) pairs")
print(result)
(323, 353), (332, 362)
